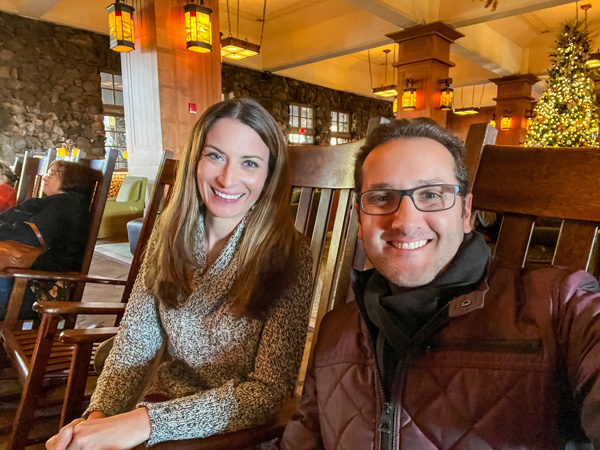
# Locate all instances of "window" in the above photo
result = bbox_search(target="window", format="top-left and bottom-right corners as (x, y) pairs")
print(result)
(289, 103), (314, 144)
(101, 72), (127, 168)
(101, 73), (124, 106)
(104, 116), (127, 168)
(330, 110), (351, 145)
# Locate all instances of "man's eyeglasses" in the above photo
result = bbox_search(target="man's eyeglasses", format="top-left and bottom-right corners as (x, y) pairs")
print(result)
(357, 184), (461, 215)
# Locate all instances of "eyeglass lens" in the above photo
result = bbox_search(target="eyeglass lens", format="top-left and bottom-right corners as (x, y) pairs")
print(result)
(361, 185), (457, 214)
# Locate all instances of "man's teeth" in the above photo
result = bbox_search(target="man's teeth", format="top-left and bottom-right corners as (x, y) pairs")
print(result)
(392, 240), (427, 250)
(214, 190), (243, 200)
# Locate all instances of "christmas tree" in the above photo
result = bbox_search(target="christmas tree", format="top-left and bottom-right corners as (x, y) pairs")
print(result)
(525, 20), (599, 147)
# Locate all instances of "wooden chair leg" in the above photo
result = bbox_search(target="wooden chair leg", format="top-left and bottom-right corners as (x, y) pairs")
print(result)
(7, 313), (60, 450)
(60, 342), (93, 427)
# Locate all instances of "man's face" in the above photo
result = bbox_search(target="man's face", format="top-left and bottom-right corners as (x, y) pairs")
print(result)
(356, 137), (472, 287)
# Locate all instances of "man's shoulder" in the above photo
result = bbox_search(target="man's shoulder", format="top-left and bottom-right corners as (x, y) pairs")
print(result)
(487, 257), (600, 300)
(313, 301), (373, 367)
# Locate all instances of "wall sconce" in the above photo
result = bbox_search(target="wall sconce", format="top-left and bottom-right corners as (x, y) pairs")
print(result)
(393, 97), (398, 115)
(106, 0), (135, 53)
(489, 113), (496, 128)
(525, 110), (533, 130)
(185, 2), (213, 53)
(587, 50), (600, 68)
(501, 112), (512, 130)
(402, 78), (417, 111)
(439, 78), (454, 111)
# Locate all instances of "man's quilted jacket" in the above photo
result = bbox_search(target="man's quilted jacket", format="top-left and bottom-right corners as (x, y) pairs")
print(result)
(279, 260), (600, 449)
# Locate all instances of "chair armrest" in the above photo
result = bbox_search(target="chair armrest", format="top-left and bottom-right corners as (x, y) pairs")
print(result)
(59, 327), (119, 344)
(131, 396), (300, 450)
(3, 268), (127, 285)
(33, 301), (127, 315)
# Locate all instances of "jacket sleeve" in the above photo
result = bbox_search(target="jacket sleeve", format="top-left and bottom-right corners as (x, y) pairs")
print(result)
(556, 270), (600, 447)
(277, 360), (324, 450)
(83, 250), (165, 418)
(138, 243), (314, 446)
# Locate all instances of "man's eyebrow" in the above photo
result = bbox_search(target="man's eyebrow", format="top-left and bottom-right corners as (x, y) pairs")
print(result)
(365, 179), (451, 190)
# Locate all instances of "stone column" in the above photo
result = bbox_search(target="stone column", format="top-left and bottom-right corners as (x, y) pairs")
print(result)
(490, 74), (539, 146)
(122, 0), (221, 181)
(386, 22), (464, 126)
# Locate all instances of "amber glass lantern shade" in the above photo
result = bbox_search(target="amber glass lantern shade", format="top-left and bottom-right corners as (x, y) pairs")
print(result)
(501, 114), (512, 130)
(402, 87), (417, 111)
(440, 86), (454, 111)
(185, 3), (213, 53)
(221, 36), (260, 60)
(106, 1), (135, 53)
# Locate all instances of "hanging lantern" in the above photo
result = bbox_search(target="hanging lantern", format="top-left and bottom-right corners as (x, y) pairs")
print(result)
(184, 3), (212, 53)
(106, 0), (135, 53)
(489, 113), (496, 128)
(439, 79), (454, 111)
(501, 113), (512, 130)
(402, 78), (416, 111)
(454, 107), (480, 116)
(393, 97), (398, 115)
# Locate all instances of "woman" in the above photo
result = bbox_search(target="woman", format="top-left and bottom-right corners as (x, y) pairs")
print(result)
(0, 161), (18, 212)
(0, 160), (97, 320)
(47, 99), (313, 449)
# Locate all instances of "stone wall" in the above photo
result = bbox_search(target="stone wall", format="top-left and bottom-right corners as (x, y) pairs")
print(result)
(0, 11), (120, 161)
(222, 64), (393, 144)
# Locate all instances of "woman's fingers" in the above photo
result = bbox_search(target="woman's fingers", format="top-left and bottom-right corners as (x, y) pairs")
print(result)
(45, 418), (84, 450)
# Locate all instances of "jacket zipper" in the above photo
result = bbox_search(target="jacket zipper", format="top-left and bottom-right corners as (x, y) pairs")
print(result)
(357, 297), (452, 450)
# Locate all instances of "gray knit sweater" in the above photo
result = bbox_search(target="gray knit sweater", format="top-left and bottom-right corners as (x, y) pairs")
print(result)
(84, 216), (313, 445)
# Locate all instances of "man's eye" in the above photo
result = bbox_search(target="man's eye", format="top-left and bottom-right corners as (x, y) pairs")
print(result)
(367, 193), (391, 203)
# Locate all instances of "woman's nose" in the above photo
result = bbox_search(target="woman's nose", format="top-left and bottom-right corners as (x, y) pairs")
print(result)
(216, 163), (236, 186)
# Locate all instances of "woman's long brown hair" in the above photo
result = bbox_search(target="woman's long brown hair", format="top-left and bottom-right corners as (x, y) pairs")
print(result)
(144, 98), (303, 319)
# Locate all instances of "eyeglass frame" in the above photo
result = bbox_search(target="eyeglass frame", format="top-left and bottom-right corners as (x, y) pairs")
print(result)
(45, 167), (64, 178)
(356, 184), (461, 216)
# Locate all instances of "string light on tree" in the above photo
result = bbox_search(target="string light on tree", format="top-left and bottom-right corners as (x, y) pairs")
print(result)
(525, 19), (599, 147)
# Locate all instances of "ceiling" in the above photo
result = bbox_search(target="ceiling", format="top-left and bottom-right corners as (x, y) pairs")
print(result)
(1, 0), (599, 107)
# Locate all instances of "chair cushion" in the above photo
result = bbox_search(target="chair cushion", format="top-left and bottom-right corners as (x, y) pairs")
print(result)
(116, 177), (142, 202)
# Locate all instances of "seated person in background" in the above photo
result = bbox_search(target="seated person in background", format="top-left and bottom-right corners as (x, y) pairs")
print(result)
(47, 98), (313, 449)
(0, 161), (18, 212)
(0, 160), (98, 320)
(279, 118), (600, 449)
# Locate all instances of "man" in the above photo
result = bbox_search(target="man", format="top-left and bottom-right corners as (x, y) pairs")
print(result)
(279, 118), (600, 449)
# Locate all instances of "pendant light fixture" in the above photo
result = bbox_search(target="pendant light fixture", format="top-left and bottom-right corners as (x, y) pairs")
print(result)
(106, 0), (135, 53)
(221, 0), (266, 60)
(184, 1), (213, 53)
(453, 85), (484, 115)
(372, 49), (398, 97)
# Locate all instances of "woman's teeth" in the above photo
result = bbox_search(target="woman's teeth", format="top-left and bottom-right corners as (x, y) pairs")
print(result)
(214, 190), (243, 200)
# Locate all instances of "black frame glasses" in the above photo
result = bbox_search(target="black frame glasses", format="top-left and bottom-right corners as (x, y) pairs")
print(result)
(357, 184), (460, 215)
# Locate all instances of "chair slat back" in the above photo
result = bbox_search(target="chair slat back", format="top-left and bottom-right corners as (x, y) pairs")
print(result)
(288, 140), (363, 371)
(120, 151), (177, 304)
(471, 145), (600, 272)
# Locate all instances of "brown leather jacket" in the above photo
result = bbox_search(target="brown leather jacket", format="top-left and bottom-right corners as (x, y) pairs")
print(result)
(279, 260), (600, 449)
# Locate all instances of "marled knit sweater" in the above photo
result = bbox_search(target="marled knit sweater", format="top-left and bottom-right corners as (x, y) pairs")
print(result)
(84, 215), (313, 446)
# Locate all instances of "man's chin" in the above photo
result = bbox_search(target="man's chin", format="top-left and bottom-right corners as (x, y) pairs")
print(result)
(378, 265), (436, 288)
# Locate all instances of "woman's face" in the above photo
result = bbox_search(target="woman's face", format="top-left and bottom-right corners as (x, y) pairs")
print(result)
(42, 164), (64, 196)
(196, 118), (270, 227)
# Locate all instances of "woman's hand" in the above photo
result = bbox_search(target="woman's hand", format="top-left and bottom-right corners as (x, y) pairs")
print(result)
(46, 408), (151, 450)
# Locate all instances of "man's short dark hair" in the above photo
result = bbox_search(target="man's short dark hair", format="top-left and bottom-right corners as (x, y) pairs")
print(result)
(354, 118), (469, 196)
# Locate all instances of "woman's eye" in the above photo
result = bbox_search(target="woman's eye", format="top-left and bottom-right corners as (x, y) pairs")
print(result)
(205, 152), (223, 161)
(243, 160), (259, 168)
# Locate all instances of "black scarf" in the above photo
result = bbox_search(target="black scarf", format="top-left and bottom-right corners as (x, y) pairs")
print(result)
(363, 231), (491, 395)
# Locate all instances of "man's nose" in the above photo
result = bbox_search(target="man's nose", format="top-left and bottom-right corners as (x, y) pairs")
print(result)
(390, 195), (420, 230)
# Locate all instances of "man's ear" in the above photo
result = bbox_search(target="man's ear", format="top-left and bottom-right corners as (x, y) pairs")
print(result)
(354, 202), (363, 240)
(463, 193), (473, 233)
